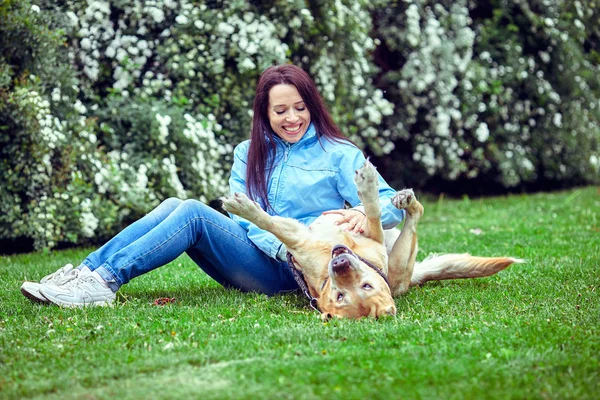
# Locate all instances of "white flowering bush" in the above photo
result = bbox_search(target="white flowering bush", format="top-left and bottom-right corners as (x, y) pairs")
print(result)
(58, 0), (393, 146)
(3, 0), (599, 251)
(3, 0), (389, 251)
(0, 0), (230, 251)
(371, 0), (600, 192)
(91, 96), (231, 203)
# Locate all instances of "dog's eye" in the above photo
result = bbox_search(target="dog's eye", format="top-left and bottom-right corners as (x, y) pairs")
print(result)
(362, 283), (373, 290)
(337, 293), (344, 301)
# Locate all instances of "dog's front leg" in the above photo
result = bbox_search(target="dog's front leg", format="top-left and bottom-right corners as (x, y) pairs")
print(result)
(221, 192), (312, 251)
(355, 160), (385, 244)
(222, 193), (333, 298)
(388, 189), (424, 296)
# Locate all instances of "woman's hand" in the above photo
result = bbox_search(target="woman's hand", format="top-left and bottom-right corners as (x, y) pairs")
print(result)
(322, 209), (366, 234)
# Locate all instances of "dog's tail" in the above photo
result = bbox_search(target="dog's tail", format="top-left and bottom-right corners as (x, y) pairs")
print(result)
(410, 254), (524, 286)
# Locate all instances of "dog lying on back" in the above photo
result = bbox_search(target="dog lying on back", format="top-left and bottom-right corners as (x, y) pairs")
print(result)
(221, 160), (522, 319)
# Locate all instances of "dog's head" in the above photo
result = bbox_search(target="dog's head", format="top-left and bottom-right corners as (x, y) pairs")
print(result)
(318, 244), (396, 319)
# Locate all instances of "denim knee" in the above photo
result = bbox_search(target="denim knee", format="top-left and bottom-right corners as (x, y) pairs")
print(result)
(161, 197), (184, 211)
(147, 197), (184, 223)
(178, 198), (210, 217)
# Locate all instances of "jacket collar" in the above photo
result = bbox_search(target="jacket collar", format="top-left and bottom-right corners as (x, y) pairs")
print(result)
(271, 122), (318, 149)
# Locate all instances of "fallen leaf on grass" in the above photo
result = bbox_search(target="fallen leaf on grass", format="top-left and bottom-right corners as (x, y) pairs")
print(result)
(152, 297), (177, 306)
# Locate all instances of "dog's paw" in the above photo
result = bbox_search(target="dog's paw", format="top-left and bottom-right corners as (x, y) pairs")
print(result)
(220, 192), (263, 220)
(391, 189), (415, 210)
(355, 159), (378, 201)
(391, 189), (424, 217)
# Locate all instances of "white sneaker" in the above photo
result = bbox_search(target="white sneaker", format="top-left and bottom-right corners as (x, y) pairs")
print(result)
(20, 263), (78, 303)
(39, 267), (116, 307)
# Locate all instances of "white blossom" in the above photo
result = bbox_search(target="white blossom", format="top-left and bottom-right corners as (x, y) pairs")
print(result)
(156, 113), (172, 144)
(80, 199), (99, 238)
(475, 123), (490, 142)
(175, 15), (188, 24)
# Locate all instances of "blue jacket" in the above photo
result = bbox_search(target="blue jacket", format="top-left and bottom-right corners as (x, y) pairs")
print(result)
(228, 123), (405, 259)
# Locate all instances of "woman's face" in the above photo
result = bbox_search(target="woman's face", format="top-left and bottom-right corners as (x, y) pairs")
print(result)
(267, 84), (311, 143)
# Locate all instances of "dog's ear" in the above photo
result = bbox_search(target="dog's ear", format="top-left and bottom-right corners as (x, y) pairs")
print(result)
(378, 304), (396, 318)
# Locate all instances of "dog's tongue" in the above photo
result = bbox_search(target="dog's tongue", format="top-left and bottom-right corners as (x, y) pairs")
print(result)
(332, 244), (351, 257)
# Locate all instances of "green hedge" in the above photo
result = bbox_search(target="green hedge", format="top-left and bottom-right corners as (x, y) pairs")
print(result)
(1, 0), (598, 250)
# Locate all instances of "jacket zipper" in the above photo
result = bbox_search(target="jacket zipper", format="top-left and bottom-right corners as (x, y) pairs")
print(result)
(273, 142), (292, 210)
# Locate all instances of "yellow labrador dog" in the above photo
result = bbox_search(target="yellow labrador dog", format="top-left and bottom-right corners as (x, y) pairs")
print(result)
(222, 160), (521, 319)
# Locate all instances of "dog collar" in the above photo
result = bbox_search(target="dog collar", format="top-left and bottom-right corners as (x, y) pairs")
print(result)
(356, 255), (390, 287)
(286, 252), (320, 311)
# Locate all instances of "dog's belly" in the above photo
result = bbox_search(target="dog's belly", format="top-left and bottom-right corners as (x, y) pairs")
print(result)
(308, 214), (354, 243)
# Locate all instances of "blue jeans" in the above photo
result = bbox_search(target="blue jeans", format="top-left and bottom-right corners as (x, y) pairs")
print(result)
(82, 198), (298, 295)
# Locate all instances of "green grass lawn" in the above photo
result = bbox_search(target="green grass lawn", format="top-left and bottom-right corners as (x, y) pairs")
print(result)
(1, 187), (599, 399)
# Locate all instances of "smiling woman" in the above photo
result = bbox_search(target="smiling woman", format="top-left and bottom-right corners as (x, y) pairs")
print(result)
(20, 64), (404, 310)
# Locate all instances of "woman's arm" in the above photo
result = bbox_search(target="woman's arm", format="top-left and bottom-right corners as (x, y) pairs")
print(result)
(228, 142), (286, 260)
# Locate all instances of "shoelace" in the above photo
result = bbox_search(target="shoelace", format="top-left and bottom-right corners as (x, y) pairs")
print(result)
(41, 264), (72, 283)
(55, 269), (81, 287)
(65, 270), (107, 291)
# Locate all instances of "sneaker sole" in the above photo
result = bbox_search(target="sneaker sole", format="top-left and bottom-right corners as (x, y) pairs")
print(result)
(40, 293), (115, 308)
(20, 286), (50, 304)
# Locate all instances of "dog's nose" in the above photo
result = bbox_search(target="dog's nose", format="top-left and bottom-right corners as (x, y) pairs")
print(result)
(331, 254), (350, 272)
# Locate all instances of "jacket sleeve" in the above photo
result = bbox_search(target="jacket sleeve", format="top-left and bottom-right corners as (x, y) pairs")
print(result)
(228, 143), (285, 259)
(335, 145), (405, 229)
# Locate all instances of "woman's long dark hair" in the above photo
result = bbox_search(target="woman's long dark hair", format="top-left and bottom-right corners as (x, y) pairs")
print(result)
(246, 64), (350, 211)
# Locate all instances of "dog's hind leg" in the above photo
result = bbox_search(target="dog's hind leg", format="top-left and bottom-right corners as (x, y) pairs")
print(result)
(387, 189), (424, 296)
(354, 160), (385, 244)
